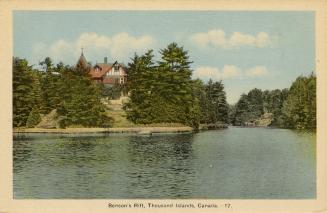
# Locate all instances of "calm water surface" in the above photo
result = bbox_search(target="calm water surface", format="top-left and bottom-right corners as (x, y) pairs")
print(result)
(13, 127), (316, 199)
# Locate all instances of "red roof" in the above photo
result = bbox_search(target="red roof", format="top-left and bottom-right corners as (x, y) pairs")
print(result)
(89, 62), (127, 79)
(89, 63), (113, 78)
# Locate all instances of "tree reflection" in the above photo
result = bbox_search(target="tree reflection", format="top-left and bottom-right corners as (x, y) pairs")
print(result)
(125, 133), (196, 198)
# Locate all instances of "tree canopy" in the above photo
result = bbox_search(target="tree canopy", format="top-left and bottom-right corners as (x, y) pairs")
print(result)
(13, 44), (316, 131)
(231, 74), (316, 130)
(124, 43), (229, 128)
(13, 57), (112, 128)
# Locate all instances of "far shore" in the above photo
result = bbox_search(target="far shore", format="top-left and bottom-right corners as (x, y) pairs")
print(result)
(13, 126), (194, 135)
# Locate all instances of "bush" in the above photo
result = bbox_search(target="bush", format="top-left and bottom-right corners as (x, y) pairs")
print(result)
(98, 115), (114, 128)
(26, 108), (41, 128)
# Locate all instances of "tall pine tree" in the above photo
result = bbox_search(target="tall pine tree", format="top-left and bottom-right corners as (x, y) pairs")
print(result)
(13, 57), (36, 127)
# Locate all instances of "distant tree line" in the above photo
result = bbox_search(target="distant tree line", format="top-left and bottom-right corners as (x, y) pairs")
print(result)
(194, 79), (229, 125)
(230, 74), (316, 130)
(13, 57), (111, 128)
(124, 43), (229, 129)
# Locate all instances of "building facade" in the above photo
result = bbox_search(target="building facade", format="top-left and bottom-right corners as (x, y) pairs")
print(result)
(76, 53), (127, 86)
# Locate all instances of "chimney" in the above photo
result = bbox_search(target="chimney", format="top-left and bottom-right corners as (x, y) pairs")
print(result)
(104, 57), (108, 64)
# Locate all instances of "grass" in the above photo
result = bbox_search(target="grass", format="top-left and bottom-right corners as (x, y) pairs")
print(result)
(14, 106), (192, 133)
(106, 110), (137, 128)
(14, 97), (191, 132)
(106, 109), (188, 128)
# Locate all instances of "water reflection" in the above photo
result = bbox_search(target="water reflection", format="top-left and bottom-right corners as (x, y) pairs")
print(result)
(13, 140), (33, 172)
(125, 134), (195, 198)
(13, 128), (316, 199)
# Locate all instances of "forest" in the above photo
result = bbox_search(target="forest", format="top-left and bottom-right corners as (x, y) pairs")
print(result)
(230, 74), (316, 130)
(13, 43), (316, 130)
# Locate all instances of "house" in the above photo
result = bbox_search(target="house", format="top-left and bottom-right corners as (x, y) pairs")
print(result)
(90, 59), (127, 86)
(76, 51), (128, 86)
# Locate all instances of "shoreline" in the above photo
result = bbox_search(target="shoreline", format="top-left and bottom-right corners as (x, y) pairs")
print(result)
(13, 126), (194, 134)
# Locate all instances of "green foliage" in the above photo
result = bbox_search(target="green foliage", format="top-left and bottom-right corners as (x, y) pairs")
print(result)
(233, 94), (251, 126)
(209, 80), (229, 124)
(232, 88), (288, 126)
(57, 66), (112, 128)
(13, 57), (40, 127)
(39, 57), (61, 114)
(26, 108), (41, 128)
(228, 104), (236, 124)
(124, 43), (201, 128)
(124, 50), (155, 123)
(13, 52), (315, 131)
(13, 57), (112, 129)
(247, 88), (264, 118)
(231, 74), (316, 130)
(263, 88), (289, 126)
(196, 79), (229, 124)
(101, 84), (127, 99)
(282, 74), (316, 130)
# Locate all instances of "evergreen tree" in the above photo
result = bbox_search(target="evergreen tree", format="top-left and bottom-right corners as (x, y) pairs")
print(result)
(192, 79), (207, 123)
(124, 43), (201, 128)
(232, 74), (315, 130)
(57, 65), (111, 128)
(101, 84), (126, 100)
(13, 57), (36, 127)
(157, 43), (198, 126)
(247, 88), (263, 119)
(202, 79), (229, 124)
(204, 79), (216, 123)
(264, 89), (289, 126)
(282, 74), (316, 129)
(26, 108), (41, 128)
(228, 104), (236, 124)
(212, 81), (229, 123)
(30, 71), (43, 109)
(124, 50), (155, 123)
(39, 57), (61, 114)
(306, 75), (316, 129)
(233, 94), (250, 125)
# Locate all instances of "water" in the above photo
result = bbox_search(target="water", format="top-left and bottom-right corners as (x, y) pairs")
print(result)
(13, 127), (316, 199)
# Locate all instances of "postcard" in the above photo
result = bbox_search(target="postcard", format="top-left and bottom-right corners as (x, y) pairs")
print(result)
(0, 0), (326, 212)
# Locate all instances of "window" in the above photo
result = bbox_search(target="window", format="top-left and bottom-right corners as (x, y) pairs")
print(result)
(114, 64), (119, 72)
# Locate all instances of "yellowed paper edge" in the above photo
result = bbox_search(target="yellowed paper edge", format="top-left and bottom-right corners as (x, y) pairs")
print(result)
(1, 0), (326, 212)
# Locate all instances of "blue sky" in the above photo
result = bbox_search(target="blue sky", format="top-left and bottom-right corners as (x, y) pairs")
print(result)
(13, 11), (315, 104)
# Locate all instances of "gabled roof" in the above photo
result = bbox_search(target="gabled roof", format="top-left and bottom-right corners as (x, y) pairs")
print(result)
(89, 63), (113, 78)
(89, 61), (127, 78)
(97, 63), (113, 67)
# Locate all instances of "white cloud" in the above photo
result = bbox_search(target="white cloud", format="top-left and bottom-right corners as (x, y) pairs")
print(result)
(190, 29), (275, 49)
(49, 40), (76, 63)
(193, 65), (242, 81)
(110, 33), (155, 60)
(245, 66), (268, 77)
(32, 32), (156, 65)
(193, 65), (269, 81)
(193, 66), (221, 81)
(222, 65), (242, 78)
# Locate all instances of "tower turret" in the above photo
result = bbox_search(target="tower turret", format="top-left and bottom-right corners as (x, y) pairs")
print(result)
(76, 47), (89, 71)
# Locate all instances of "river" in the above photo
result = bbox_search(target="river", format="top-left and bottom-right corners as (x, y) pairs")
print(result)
(13, 127), (316, 199)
